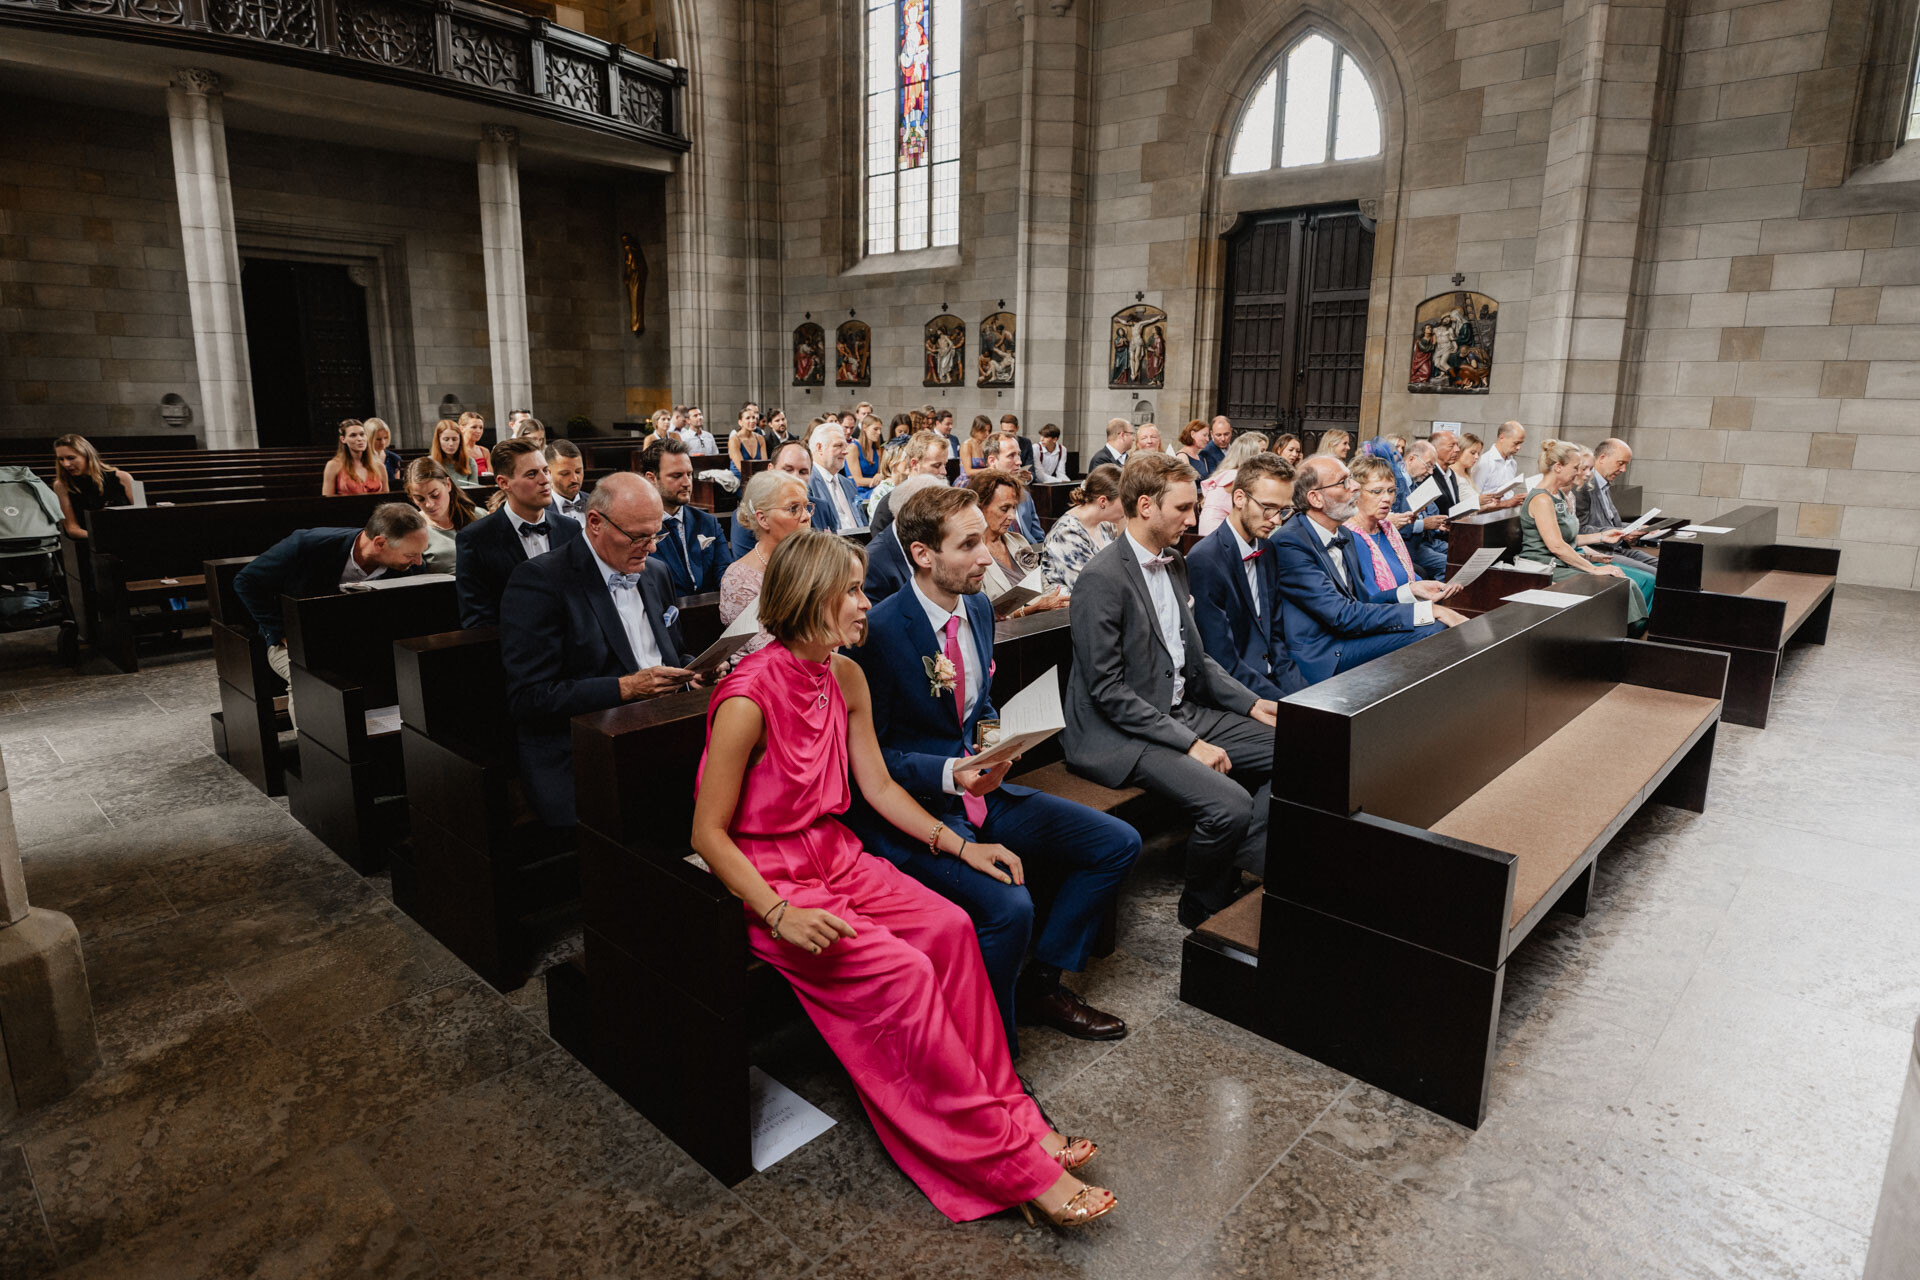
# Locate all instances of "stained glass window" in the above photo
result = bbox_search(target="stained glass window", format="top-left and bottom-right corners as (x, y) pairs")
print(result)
(866, 0), (959, 256)
(1228, 35), (1381, 175)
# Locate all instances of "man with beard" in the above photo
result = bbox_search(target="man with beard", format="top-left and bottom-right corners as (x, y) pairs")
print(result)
(849, 484), (1139, 1050)
(641, 436), (733, 596)
(1268, 455), (1464, 687)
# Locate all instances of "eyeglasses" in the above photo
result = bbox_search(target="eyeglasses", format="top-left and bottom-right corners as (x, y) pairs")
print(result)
(1310, 477), (1356, 493)
(1245, 496), (1289, 520)
(595, 513), (660, 549)
(777, 501), (815, 518)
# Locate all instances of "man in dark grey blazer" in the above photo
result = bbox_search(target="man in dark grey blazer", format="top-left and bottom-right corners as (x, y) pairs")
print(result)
(1577, 438), (1656, 569)
(1064, 454), (1280, 928)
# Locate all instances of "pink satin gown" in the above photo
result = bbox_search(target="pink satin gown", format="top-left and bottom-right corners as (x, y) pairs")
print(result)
(697, 642), (1060, 1221)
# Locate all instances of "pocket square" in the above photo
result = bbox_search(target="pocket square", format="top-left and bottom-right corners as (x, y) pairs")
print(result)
(698, 534), (716, 550)
(663, 605), (680, 627)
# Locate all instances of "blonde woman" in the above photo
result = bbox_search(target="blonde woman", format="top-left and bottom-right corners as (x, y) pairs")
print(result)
(1313, 428), (1352, 462)
(719, 469), (813, 657)
(366, 418), (401, 488)
(1517, 439), (1651, 629)
(1197, 432), (1271, 536)
(50, 435), (134, 538)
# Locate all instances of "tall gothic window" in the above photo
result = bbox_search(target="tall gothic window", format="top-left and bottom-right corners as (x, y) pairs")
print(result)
(866, 0), (959, 255)
(1228, 34), (1381, 174)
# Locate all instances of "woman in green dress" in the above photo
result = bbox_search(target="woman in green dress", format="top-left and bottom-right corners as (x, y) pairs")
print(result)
(1518, 438), (1652, 631)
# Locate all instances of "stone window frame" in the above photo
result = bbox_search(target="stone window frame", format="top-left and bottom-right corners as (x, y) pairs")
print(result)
(1849, 0), (1920, 171)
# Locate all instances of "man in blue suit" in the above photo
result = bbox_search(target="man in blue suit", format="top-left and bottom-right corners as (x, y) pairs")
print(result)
(1198, 415), (1233, 476)
(861, 473), (944, 603)
(1397, 440), (1450, 579)
(456, 438), (583, 629)
(642, 436), (733, 597)
(500, 474), (699, 828)
(1187, 453), (1306, 700)
(729, 442), (812, 557)
(1269, 456), (1465, 685)
(807, 423), (867, 534)
(235, 503), (430, 726)
(850, 484), (1139, 1050)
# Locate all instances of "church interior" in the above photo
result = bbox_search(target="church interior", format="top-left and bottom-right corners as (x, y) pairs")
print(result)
(2, 0), (1919, 1272)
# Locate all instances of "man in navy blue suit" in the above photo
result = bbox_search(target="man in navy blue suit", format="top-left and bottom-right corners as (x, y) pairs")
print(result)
(1187, 453), (1306, 700)
(1269, 455), (1464, 686)
(642, 436), (733, 597)
(861, 473), (944, 603)
(729, 442), (811, 557)
(1198, 415), (1233, 476)
(850, 485), (1139, 1050)
(499, 474), (699, 828)
(456, 438), (583, 629)
(235, 503), (430, 726)
(807, 422), (867, 534)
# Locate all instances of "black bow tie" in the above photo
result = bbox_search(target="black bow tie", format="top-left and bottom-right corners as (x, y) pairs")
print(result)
(1328, 532), (1350, 549)
(518, 521), (548, 538)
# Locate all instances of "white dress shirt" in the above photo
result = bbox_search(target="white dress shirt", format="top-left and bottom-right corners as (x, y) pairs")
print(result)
(1310, 518), (1433, 624)
(1472, 449), (1521, 499)
(1034, 444), (1069, 483)
(588, 543), (664, 670)
(1229, 523), (1262, 617)
(911, 579), (983, 796)
(688, 430), (717, 454)
(1126, 530), (1186, 707)
(827, 471), (861, 532)
(337, 543), (386, 586)
(552, 492), (586, 524)
(506, 503), (551, 558)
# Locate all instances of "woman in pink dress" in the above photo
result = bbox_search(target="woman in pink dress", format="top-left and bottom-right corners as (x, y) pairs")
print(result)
(692, 532), (1117, 1229)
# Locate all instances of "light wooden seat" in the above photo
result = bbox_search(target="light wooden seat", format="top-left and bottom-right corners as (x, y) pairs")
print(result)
(1195, 890), (1262, 953)
(1006, 760), (1145, 810)
(1739, 569), (1835, 645)
(1429, 683), (1719, 926)
(125, 572), (205, 594)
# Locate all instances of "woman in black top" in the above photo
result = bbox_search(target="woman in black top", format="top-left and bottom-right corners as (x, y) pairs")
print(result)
(50, 434), (134, 538)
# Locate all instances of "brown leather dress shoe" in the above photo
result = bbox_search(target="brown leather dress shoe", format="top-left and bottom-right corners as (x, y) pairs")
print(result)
(1018, 985), (1128, 1041)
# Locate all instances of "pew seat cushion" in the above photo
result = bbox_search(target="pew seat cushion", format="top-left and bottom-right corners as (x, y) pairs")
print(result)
(1738, 570), (1833, 644)
(126, 572), (205, 594)
(1194, 890), (1263, 955)
(1006, 761), (1145, 812)
(1428, 683), (1719, 928)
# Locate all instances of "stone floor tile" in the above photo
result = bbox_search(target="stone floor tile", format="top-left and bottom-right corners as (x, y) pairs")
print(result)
(20, 799), (304, 870)
(21, 861), (177, 941)
(0, 1146), (58, 1280)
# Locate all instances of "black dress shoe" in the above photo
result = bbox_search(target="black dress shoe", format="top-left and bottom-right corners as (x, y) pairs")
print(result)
(1019, 985), (1128, 1041)
(1178, 893), (1220, 929)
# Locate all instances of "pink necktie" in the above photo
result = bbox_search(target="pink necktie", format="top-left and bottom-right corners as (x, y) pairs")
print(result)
(944, 615), (988, 829)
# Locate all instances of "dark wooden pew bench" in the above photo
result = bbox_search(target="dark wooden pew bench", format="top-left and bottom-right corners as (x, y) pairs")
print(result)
(282, 577), (461, 872)
(206, 557), (294, 796)
(1645, 503), (1839, 728)
(1180, 577), (1729, 1129)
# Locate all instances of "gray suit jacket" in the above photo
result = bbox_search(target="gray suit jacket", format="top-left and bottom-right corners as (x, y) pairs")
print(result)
(1576, 475), (1657, 566)
(1063, 535), (1259, 788)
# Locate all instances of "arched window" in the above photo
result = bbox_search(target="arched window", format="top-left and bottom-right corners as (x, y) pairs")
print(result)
(1228, 34), (1381, 174)
(866, 0), (959, 256)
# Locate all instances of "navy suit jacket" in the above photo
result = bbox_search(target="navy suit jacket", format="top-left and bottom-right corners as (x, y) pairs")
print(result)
(863, 524), (913, 603)
(729, 510), (757, 558)
(808, 469), (867, 533)
(1186, 523), (1306, 701)
(500, 537), (686, 828)
(1268, 514), (1422, 685)
(1198, 441), (1226, 479)
(657, 504), (734, 597)
(1398, 471), (1446, 559)
(235, 527), (424, 645)
(848, 587), (1035, 864)
(456, 505), (582, 630)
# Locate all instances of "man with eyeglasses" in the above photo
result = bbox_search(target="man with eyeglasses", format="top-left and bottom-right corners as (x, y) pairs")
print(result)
(499, 473), (702, 829)
(1187, 453), (1306, 699)
(1268, 455), (1465, 686)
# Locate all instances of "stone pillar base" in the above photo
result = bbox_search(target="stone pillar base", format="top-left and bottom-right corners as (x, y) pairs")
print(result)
(1867, 1016), (1920, 1278)
(0, 907), (100, 1121)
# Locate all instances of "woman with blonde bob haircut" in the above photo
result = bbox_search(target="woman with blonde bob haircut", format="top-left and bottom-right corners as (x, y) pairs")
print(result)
(692, 531), (1117, 1231)
(1517, 438), (1652, 630)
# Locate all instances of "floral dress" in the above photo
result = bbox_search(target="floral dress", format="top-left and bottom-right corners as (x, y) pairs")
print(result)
(1041, 515), (1114, 590)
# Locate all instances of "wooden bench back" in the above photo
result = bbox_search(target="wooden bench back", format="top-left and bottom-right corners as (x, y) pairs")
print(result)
(1276, 577), (1628, 830)
(576, 441), (640, 471)
(86, 493), (395, 579)
(283, 579), (462, 707)
(1443, 508), (1526, 569)
(1652, 503), (1778, 595)
(396, 628), (513, 754)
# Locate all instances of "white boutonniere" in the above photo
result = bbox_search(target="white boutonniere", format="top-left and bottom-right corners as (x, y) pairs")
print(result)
(924, 654), (957, 697)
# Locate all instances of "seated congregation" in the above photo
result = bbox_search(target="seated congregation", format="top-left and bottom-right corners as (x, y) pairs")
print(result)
(26, 404), (1836, 1235)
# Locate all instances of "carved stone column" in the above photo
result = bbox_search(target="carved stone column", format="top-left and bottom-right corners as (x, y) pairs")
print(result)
(165, 68), (256, 449)
(477, 124), (534, 420)
(0, 747), (100, 1124)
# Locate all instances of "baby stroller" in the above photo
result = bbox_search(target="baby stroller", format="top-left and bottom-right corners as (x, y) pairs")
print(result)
(0, 465), (74, 655)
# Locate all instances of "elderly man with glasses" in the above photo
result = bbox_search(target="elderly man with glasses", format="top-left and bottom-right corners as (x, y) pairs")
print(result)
(1267, 455), (1465, 685)
(499, 473), (709, 828)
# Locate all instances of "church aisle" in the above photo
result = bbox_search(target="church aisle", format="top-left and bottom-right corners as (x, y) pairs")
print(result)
(2, 589), (1912, 1278)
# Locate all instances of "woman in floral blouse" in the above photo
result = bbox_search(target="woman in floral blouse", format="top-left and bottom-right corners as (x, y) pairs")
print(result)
(719, 469), (814, 657)
(1040, 464), (1123, 591)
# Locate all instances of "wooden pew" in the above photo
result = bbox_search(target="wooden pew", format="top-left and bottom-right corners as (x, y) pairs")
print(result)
(577, 441), (640, 471)
(1180, 578), (1728, 1128)
(395, 629), (577, 988)
(75, 492), (393, 670)
(1028, 481), (1079, 522)
(206, 557), (291, 796)
(1645, 504), (1839, 728)
(553, 610), (1152, 1184)
(283, 577), (462, 872)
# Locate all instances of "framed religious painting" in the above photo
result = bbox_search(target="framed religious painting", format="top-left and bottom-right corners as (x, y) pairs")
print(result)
(1109, 304), (1167, 390)
(923, 314), (966, 387)
(835, 320), (872, 387)
(977, 311), (1016, 388)
(1409, 291), (1497, 393)
(793, 322), (826, 387)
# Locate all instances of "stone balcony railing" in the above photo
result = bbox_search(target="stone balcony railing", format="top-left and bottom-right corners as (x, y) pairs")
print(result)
(0, 0), (687, 150)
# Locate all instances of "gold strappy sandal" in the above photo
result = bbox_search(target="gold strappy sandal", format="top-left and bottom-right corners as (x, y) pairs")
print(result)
(1020, 1186), (1117, 1229)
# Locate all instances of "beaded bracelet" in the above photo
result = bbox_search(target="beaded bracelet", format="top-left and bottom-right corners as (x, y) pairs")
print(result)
(927, 822), (946, 857)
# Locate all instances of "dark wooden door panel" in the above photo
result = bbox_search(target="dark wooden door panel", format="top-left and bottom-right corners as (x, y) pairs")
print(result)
(242, 258), (376, 446)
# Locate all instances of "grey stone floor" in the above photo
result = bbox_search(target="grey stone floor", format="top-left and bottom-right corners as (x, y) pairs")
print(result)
(1, 587), (1914, 1278)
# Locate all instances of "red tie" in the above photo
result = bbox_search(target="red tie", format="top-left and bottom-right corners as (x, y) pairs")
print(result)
(944, 615), (988, 828)
(1242, 548), (1263, 562)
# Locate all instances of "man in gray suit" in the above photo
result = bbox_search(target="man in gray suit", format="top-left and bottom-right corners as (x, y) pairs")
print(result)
(1577, 438), (1656, 569)
(1064, 453), (1281, 929)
